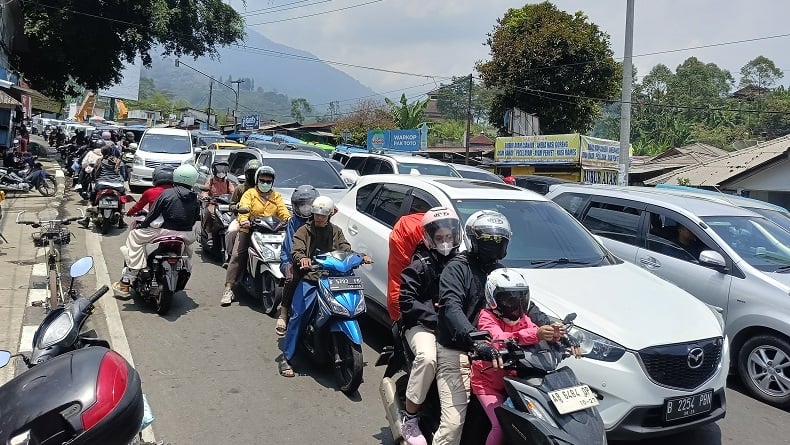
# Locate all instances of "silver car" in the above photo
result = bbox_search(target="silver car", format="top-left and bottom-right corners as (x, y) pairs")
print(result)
(547, 184), (790, 408)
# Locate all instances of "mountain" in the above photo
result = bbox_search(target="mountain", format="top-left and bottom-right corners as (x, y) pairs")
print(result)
(143, 29), (380, 120)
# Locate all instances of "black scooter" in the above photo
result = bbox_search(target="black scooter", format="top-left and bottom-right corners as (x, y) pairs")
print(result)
(198, 193), (234, 260)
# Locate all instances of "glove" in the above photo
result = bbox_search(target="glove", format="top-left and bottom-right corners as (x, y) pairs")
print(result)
(229, 204), (238, 212)
(472, 341), (500, 361)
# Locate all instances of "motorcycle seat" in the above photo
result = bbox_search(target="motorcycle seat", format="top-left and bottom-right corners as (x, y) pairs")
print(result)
(96, 180), (126, 192)
(151, 235), (186, 244)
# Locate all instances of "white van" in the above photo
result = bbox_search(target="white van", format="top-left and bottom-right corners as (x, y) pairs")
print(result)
(129, 128), (194, 189)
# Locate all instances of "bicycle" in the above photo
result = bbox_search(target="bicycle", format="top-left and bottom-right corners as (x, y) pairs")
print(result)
(16, 209), (84, 310)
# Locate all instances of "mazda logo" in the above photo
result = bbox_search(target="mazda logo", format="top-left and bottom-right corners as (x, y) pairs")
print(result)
(687, 347), (705, 369)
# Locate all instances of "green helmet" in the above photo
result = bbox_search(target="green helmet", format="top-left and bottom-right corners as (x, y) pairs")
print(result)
(244, 159), (262, 184)
(172, 164), (199, 187)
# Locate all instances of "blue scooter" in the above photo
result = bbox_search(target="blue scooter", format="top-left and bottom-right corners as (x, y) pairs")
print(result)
(300, 251), (367, 394)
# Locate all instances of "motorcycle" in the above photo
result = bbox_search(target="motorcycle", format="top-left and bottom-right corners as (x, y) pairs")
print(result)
(128, 212), (193, 315)
(0, 160), (56, 196)
(238, 214), (286, 315)
(299, 250), (367, 394)
(198, 193), (234, 261)
(378, 313), (607, 445)
(88, 180), (133, 234)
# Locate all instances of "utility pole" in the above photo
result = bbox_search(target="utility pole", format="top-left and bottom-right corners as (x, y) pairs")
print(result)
(618, 0), (635, 186)
(207, 80), (213, 130)
(464, 73), (473, 165)
(231, 79), (246, 121)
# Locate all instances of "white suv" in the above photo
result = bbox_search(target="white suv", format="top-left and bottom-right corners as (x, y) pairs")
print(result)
(332, 175), (729, 439)
(339, 153), (460, 185)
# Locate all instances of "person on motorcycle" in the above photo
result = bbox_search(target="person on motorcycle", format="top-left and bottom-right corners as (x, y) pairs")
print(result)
(387, 201), (432, 321)
(113, 165), (201, 298)
(126, 166), (174, 216)
(223, 159), (261, 268)
(472, 269), (569, 445)
(123, 131), (135, 148)
(222, 165), (290, 306)
(78, 142), (104, 196)
(101, 131), (122, 157)
(275, 184), (319, 336)
(79, 146), (126, 228)
(433, 211), (553, 445)
(503, 176), (516, 185)
(279, 196), (371, 377)
(398, 207), (462, 445)
(201, 161), (235, 248)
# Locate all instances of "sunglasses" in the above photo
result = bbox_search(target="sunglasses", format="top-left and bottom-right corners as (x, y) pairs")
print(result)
(477, 233), (504, 243)
(258, 179), (273, 184)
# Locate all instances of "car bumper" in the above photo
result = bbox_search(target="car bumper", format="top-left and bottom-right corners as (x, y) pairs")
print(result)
(130, 165), (153, 187)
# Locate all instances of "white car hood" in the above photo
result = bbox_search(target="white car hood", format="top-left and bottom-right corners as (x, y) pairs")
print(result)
(516, 262), (723, 351)
(277, 187), (349, 207)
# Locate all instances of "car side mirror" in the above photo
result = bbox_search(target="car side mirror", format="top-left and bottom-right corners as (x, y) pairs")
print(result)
(699, 250), (728, 272)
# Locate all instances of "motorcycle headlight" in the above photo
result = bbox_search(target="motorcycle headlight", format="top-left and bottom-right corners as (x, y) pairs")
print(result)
(326, 296), (351, 316)
(352, 297), (366, 316)
(567, 326), (625, 362)
(518, 393), (559, 429)
(39, 312), (74, 348)
(133, 155), (144, 166)
(251, 232), (277, 260)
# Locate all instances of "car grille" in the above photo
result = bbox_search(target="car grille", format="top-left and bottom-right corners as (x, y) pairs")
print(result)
(637, 337), (723, 390)
(144, 160), (181, 170)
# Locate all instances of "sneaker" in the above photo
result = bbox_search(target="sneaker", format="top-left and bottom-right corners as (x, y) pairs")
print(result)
(78, 218), (90, 228)
(220, 289), (234, 306)
(113, 280), (131, 299)
(400, 412), (427, 445)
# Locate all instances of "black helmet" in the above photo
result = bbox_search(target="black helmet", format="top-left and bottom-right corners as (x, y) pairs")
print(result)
(244, 159), (262, 185)
(291, 185), (319, 218)
(125, 131), (135, 140)
(211, 161), (230, 177)
(101, 146), (113, 158)
(152, 165), (174, 186)
(464, 210), (511, 261)
(91, 139), (104, 149)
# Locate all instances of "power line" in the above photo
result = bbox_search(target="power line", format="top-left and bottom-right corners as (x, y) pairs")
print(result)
(239, 0), (312, 15)
(245, 0), (384, 26)
(239, 0), (334, 18)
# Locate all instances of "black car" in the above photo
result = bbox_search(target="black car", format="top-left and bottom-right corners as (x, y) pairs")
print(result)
(514, 175), (572, 195)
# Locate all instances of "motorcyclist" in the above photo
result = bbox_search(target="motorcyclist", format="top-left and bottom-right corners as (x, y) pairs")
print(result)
(126, 166), (174, 216)
(432, 210), (553, 445)
(113, 165), (201, 298)
(223, 159), (261, 268)
(200, 161), (235, 248)
(279, 196), (372, 377)
(398, 207), (461, 445)
(275, 184), (319, 336)
(79, 146), (126, 228)
(101, 131), (121, 157)
(123, 131), (136, 148)
(78, 142), (104, 196)
(221, 165), (290, 306)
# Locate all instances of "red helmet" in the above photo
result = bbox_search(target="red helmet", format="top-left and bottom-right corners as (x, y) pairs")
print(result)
(504, 176), (516, 185)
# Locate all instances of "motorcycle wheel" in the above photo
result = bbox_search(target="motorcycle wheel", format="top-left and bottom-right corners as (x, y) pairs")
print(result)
(334, 333), (363, 394)
(156, 285), (173, 315)
(100, 217), (112, 235)
(260, 273), (281, 316)
(37, 176), (56, 197)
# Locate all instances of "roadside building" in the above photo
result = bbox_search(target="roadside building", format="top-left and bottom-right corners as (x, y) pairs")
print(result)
(629, 143), (728, 185)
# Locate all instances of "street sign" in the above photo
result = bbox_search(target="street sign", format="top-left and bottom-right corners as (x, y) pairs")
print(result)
(241, 114), (260, 130)
(341, 129), (351, 142)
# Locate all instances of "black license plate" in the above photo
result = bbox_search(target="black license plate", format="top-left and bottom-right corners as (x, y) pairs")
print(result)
(663, 389), (713, 422)
(328, 277), (363, 291)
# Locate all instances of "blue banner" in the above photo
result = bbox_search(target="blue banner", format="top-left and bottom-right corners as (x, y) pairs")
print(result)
(241, 114), (260, 130)
(366, 129), (421, 152)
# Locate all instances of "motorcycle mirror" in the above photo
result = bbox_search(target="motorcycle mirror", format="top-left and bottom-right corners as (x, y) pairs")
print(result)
(468, 330), (491, 342)
(563, 313), (577, 325)
(237, 208), (250, 215)
(0, 350), (10, 368)
(70, 256), (94, 278)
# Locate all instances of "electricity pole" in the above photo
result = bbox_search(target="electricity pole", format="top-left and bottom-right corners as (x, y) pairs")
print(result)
(618, 0), (635, 186)
(464, 73), (473, 165)
(207, 80), (213, 130)
(231, 79), (246, 120)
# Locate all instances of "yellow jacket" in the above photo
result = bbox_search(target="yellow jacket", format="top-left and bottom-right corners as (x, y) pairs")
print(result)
(237, 187), (291, 233)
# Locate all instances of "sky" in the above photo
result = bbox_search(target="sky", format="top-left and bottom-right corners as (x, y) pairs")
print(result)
(228, 0), (790, 99)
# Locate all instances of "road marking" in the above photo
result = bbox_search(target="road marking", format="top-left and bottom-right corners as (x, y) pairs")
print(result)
(31, 263), (47, 277)
(86, 229), (157, 443)
(18, 325), (36, 352)
(27, 289), (48, 307)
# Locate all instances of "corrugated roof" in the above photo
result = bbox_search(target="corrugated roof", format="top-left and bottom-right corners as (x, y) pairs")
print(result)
(629, 143), (727, 175)
(645, 135), (790, 186)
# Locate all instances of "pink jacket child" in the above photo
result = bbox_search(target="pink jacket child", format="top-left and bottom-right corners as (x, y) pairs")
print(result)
(471, 308), (539, 445)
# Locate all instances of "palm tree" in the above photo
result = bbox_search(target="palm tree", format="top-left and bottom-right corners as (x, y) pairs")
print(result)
(385, 93), (429, 129)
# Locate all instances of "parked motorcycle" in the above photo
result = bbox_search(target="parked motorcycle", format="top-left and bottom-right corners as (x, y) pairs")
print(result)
(128, 212), (193, 315)
(378, 313), (606, 445)
(88, 180), (133, 234)
(198, 193), (234, 261)
(299, 250), (367, 394)
(238, 214), (286, 315)
(0, 161), (56, 196)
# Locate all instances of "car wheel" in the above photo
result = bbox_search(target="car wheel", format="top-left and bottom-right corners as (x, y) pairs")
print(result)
(738, 334), (790, 408)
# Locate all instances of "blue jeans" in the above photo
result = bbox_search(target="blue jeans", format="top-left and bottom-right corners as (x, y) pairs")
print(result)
(283, 280), (317, 361)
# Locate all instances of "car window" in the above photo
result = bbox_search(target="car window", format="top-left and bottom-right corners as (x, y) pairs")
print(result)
(704, 215), (790, 272)
(396, 162), (459, 177)
(229, 152), (257, 176)
(364, 184), (409, 227)
(646, 212), (717, 263)
(582, 201), (642, 246)
(345, 157), (365, 172)
(257, 158), (346, 189)
(360, 158), (383, 175)
(200, 153), (213, 168)
(552, 192), (589, 219)
(378, 161), (395, 174)
(458, 169), (502, 182)
(140, 133), (191, 154)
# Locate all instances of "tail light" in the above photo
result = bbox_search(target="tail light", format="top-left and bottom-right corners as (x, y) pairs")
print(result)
(120, 195), (136, 204)
(166, 258), (180, 264)
(81, 350), (129, 430)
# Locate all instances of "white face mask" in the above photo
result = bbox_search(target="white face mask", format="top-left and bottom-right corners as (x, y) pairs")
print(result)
(298, 204), (313, 216)
(216, 172), (226, 179)
(436, 242), (454, 256)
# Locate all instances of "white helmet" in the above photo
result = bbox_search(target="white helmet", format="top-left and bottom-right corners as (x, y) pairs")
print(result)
(484, 268), (530, 321)
(311, 196), (335, 216)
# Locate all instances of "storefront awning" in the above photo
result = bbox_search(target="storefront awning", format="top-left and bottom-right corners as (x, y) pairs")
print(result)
(5, 85), (62, 114)
(0, 90), (22, 109)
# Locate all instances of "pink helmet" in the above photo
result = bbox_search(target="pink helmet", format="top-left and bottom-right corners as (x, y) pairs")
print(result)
(421, 206), (461, 256)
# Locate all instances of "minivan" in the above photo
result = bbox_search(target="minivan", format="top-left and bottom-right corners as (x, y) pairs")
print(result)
(130, 128), (194, 190)
(546, 183), (790, 408)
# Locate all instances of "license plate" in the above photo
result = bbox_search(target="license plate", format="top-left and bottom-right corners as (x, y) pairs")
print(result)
(99, 199), (117, 208)
(328, 276), (363, 291)
(259, 234), (284, 243)
(548, 384), (599, 414)
(663, 389), (713, 422)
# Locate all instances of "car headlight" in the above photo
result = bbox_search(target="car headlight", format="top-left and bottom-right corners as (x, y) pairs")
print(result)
(39, 312), (74, 348)
(567, 325), (626, 362)
(518, 393), (559, 429)
(133, 155), (144, 166)
(706, 304), (725, 331)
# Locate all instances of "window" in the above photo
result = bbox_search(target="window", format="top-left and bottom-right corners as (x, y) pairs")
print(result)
(360, 158), (383, 175)
(256, 158), (346, 189)
(703, 215), (790, 272)
(364, 185), (408, 227)
(378, 161), (395, 174)
(229, 153), (257, 177)
(646, 212), (715, 263)
(200, 153), (213, 169)
(140, 134), (191, 154)
(552, 192), (589, 219)
(396, 162), (460, 177)
(581, 201), (641, 245)
(356, 184), (378, 211)
(345, 156), (365, 172)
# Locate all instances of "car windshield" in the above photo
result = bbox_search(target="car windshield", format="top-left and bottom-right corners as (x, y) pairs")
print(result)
(458, 169), (503, 182)
(703, 215), (790, 272)
(141, 134), (191, 154)
(261, 158), (347, 189)
(452, 199), (611, 268)
(397, 162), (460, 177)
(198, 136), (225, 146)
(748, 208), (790, 232)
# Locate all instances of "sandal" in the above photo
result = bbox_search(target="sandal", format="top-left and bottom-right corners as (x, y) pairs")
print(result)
(275, 317), (287, 337)
(279, 360), (295, 378)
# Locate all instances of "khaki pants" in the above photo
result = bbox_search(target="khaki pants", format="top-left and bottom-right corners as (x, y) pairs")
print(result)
(225, 230), (250, 286)
(433, 344), (471, 445)
(120, 227), (195, 271)
(405, 325), (438, 406)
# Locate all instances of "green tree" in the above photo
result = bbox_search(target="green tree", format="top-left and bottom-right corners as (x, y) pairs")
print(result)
(332, 99), (395, 145)
(476, 2), (620, 134)
(739, 56), (783, 90)
(15, 0), (245, 99)
(435, 77), (497, 123)
(290, 98), (313, 122)
(385, 93), (429, 129)
(427, 120), (492, 146)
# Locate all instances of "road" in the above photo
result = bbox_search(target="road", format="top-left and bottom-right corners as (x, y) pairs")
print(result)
(81, 213), (790, 445)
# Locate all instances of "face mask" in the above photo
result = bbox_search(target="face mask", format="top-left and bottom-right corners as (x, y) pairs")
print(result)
(257, 182), (272, 193)
(476, 242), (503, 263)
(436, 242), (454, 256)
(299, 204), (313, 216)
(502, 317), (520, 326)
(216, 172), (226, 179)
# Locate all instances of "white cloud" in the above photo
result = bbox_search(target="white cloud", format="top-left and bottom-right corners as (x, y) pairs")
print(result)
(231, 0), (790, 95)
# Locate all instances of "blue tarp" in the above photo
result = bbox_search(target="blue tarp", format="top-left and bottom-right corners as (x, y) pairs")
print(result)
(225, 133), (245, 141)
(247, 133), (274, 141)
(271, 133), (304, 144)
